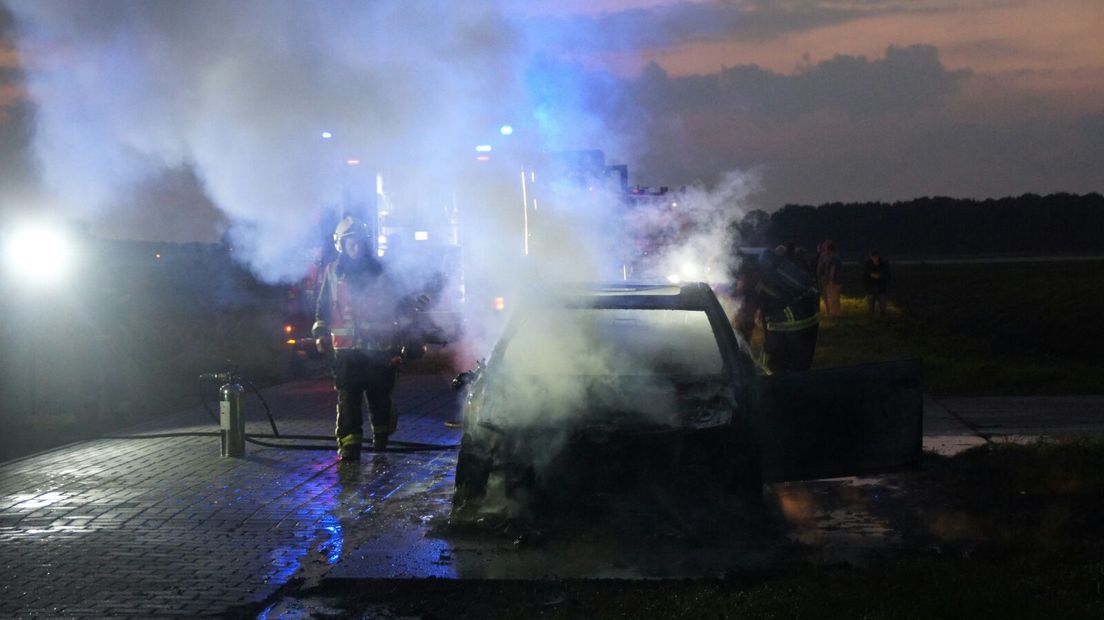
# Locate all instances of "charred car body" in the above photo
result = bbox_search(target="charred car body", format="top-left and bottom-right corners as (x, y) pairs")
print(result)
(454, 283), (923, 507)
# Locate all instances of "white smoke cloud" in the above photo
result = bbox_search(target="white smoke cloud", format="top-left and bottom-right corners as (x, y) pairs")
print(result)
(633, 169), (758, 285)
(5, 2), (577, 276)
(7, 0), (760, 360)
(6, 0), (758, 278)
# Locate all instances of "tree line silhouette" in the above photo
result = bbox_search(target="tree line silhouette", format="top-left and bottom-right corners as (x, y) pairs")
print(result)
(736, 192), (1104, 259)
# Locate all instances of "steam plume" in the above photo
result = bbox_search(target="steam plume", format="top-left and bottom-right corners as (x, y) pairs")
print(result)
(5, 1), (755, 344)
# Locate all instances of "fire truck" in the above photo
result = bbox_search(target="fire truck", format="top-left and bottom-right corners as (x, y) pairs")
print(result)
(281, 148), (712, 370)
(515, 149), (720, 285)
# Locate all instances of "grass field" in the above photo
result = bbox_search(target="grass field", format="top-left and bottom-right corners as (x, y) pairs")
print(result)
(795, 259), (1104, 395)
(873, 260), (1104, 365)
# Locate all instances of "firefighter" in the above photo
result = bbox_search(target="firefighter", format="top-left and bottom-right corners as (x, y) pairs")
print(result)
(312, 217), (421, 461)
(736, 245), (820, 373)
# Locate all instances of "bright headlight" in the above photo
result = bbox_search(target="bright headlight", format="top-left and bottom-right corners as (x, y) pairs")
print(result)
(3, 222), (76, 287)
(679, 262), (699, 280)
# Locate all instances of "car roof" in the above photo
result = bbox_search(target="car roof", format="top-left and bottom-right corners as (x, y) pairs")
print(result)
(498, 281), (748, 373)
(529, 282), (720, 310)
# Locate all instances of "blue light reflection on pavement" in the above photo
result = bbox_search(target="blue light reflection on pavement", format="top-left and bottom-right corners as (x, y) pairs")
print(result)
(249, 382), (464, 589)
(261, 461), (345, 588)
(318, 513), (344, 565)
(321, 452), (462, 579)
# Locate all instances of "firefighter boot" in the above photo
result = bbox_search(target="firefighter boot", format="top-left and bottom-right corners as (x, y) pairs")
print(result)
(335, 388), (365, 462)
(338, 433), (363, 462)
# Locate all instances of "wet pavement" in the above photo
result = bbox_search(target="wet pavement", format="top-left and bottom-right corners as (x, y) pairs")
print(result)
(1, 372), (1102, 617)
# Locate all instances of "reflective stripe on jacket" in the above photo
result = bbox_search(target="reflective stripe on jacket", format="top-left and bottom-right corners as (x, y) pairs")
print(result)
(318, 260), (401, 351)
(757, 251), (820, 333)
(765, 309), (819, 332)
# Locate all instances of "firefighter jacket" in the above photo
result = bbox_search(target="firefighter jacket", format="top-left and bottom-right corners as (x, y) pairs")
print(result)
(755, 251), (820, 333)
(314, 256), (412, 353)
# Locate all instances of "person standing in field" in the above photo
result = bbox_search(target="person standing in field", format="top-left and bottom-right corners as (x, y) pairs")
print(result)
(817, 240), (843, 316)
(863, 249), (891, 318)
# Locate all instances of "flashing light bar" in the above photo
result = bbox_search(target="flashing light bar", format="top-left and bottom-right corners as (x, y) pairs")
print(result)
(475, 144), (492, 153)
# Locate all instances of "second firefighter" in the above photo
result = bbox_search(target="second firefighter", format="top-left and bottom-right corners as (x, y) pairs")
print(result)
(734, 245), (820, 373)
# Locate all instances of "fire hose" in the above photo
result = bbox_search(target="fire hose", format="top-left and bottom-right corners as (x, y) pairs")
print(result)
(197, 371), (459, 452)
(102, 371), (459, 454)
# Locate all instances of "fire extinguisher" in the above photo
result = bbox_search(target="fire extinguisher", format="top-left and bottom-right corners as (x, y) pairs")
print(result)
(201, 372), (245, 457)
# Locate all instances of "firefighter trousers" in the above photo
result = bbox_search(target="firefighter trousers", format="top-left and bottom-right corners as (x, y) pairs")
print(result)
(333, 349), (398, 457)
(763, 324), (819, 373)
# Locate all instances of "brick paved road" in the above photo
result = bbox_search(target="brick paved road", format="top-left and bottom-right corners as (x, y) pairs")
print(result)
(0, 373), (462, 618)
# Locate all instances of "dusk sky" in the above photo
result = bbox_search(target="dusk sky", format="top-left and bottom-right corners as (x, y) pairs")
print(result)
(1, 1), (1102, 275)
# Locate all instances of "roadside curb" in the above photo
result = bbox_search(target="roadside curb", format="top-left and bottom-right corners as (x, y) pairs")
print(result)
(922, 393), (988, 455)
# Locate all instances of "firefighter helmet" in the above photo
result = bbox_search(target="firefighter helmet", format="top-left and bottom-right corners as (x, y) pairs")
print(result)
(333, 217), (369, 253)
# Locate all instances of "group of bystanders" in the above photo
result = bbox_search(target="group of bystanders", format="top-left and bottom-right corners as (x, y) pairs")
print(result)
(813, 240), (893, 319)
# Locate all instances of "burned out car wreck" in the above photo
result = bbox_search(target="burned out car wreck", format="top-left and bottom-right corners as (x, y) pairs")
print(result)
(453, 283), (923, 509)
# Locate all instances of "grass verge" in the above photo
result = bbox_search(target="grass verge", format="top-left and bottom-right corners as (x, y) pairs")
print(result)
(808, 296), (1103, 396)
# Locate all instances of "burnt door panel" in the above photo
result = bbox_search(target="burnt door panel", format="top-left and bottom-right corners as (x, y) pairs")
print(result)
(755, 359), (923, 482)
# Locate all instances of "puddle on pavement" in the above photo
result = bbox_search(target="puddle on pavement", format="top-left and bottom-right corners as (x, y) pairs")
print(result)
(770, 477), (910, 565)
